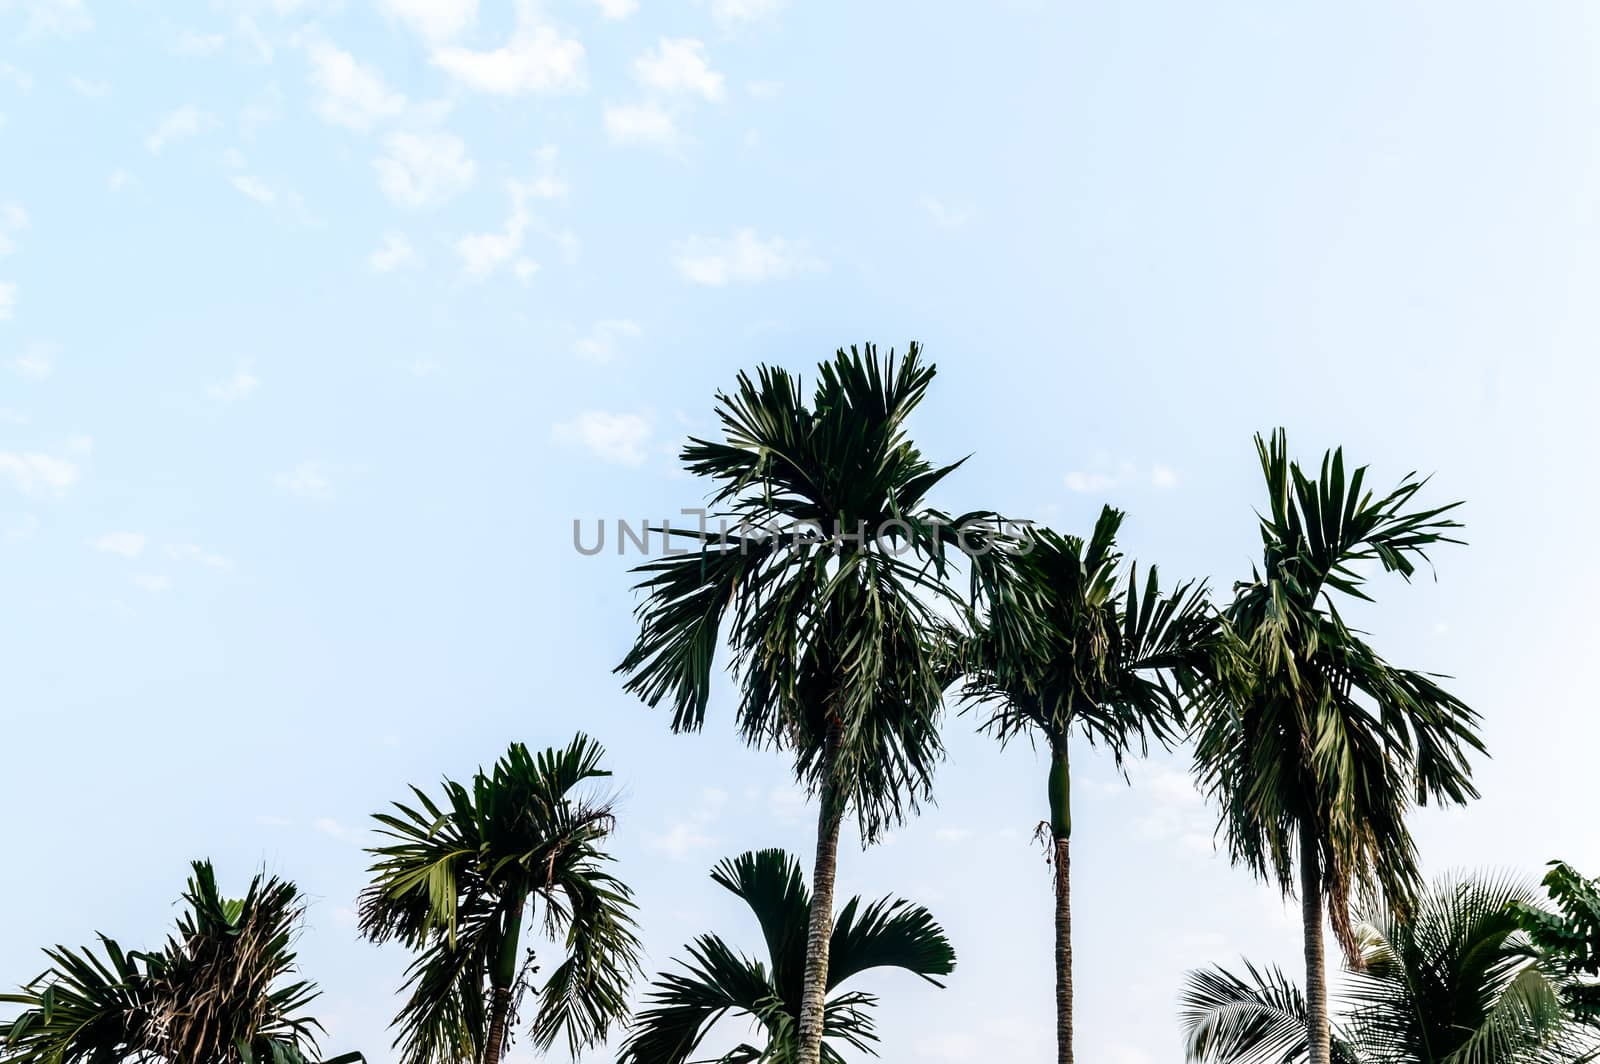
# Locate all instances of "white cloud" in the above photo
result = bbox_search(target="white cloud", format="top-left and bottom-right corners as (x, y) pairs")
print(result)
(132, 573), (171, 593)
(169, 543), (233, 571)
(587, 0), (636, 18)
(377, 0), (477, 43)
(106, 169), (135, 192)
(0, 63), (31, 91)
(313, 817), (364, 846)
(373, 130), (477, 208)
(208, 367), (259, 403)
(13, 0), (93, 37)
(573, 319), (641, 364)
(603, 101), (678, 147)
(274, 460), (336, 500)
(368, 232), (421, 272)
(647, 787), (728, 861)
(68, 75), (108, 97)
(633, 38), (724, 101)
(9, 343), (51, 378)
(304, 37), (408, 132)
(146, 105), (215, 154)
(0, 281), (15, 320)
(173, 29), (226, 55)
(230, 174), (276, 205)
(455, 150), (566, 280)
(1064, 459), (1179, 494)
(552, 410), (652, 465)
(710, 0), (784, 24)
(921, 195), (971, 228)
(93, 531), (146, 558)
(432, 3), (585, 96)
(0, 447), (80, 495)
(673, 229), (817, 286)
(934, 827), (974, 844)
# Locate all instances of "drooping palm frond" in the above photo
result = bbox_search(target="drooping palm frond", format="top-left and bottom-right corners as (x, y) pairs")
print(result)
(618, 849), (954, 1064)
(1192, 430), (1484, 962)
(1, 863), (355, 1064)
(358, 735), (641, 1064)
(1180, 960), (1354, 1064)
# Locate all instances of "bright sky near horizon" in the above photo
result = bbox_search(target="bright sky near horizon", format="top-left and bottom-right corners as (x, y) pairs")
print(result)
(4, 1), (1600, 1062)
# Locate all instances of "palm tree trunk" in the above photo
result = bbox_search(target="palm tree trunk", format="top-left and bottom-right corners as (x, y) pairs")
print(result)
(484, 892), (528, 1064)
(1049, 740), (1073, 1064)
(1300, 821), (1330, 1064)
(796, 720), (846, 1064)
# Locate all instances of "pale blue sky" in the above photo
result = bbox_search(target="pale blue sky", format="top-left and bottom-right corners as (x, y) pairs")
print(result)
(4, 1), (1600, 1061)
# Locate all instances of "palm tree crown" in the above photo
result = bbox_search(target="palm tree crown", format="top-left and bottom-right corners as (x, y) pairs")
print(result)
(1194, 430), (1484, 955)
(357, 735), (641, 1064)
(618, 848), (956, 1064)
(1, 861), (355, 1064)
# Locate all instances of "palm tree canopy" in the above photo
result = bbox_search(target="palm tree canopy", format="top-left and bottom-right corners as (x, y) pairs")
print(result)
(0, 862), (355, 1064)
(1514, 861), (1600, 1025)
(358, 735), (641, 1063)
(615, 344), (999, 840)
(1182, 874), (1598, 1064)
(618, 848), (956, 1064)
(1192, 429), (1484, 958)
(960, 504), (1212, 760)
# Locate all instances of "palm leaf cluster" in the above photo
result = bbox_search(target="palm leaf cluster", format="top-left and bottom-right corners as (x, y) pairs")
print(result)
(619, 849), (955, 1064)
(0, 862), (350, 1064)
(616, 343), (994, 839)
(1515, 861), (1600, 1023)
(1194, 430), (1485, 958)
(1182, 875), (1599, 1064)
(357, 735), (641, 1064)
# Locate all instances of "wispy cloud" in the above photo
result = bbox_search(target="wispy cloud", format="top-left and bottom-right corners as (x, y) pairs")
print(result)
(229, 174), (276, 205)
(132, 573), (171, 593)
(552, 410), (652, 465)
(673, 229), (818, 286)
(633, 38), (724, 102)
(8, 343), (52, 378)
(274, 460), (337, 500)
(303, 36), (409, 132)
(921, 195), (972, 228)
(0, 440), (87, 496)
(169, 543), (233, 571)
(587, 0), (637, 18)
(604, 101), (678, 148)
(373, 130), (477, 208)
(146, 105), (216, 154)
(368, 232), (421, 273)
(456, 148), (566, 280)
(573, 319), (641, 364)
(0, 202), (29, 256)
(710, 0), (785, 25)
(432, 4), (585, 96)
(208, 366), (259, 403)
(377, 0), (477, 44)
(0, 281), (15, 320)
(1064, 459), (1179, 494)
(93, 531), (146, 558)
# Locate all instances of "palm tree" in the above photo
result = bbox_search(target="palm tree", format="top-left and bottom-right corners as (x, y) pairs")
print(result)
(618, 848), (956, 1063)
(616, 344), (990, 1064)
(357, 735), (641, 1064)
(1180, 874), (1599, 1064)
(1516, 861), (1600, 1025)
(956, 505), (1212, 1064)
(1, 861), (360, 1064)
(1192, 430), (1486, 1064)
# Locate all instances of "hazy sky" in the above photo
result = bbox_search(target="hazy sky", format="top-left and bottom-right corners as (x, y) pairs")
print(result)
(4, 2), (1600, 1062)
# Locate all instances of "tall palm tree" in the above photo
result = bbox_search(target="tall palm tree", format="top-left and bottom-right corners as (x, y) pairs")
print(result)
(616, 344), (990, 1064)
(1180, 874), (1599, 1064)
(957, 505), (1212, 1064)
(1192, 430), (1486, 1064)
(1, 861), (360, 1064)
(618, 848), (956, 1063)
(358, 735), (641, 1064)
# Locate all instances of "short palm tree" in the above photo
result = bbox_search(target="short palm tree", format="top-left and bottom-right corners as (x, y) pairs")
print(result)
(617, 344), (989, 1064)
(618, 848), (956, 1063)
(1192, 430), (1486, 1064)
(1181, 874), (1599, 1064)
(1516, 861), (1600, 1025)
(957, 505), (1212, 1064)
(1, 861), (359, 1064)
(357, 735), (641, 1064)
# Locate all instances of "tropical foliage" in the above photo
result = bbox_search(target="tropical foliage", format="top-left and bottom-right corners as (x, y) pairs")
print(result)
(1181, 874), (1599, 1064)
(1516, 861), (1600, 1024)
(615, 344), (994, 1064)
(618, 849), (955, 1064)
(357, 735), (641, 1064)
(957, 504), (1212, 1064)
(1192, 430), (1485, 1064)
(0, 861), (357, 1064)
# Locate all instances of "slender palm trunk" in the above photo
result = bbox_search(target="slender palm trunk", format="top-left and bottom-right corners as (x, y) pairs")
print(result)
(796, 721), (846, 1064)
(1049, 740), (1073, 1064)
(1300, 822), (1330, 1064)
(484, 892), (528, 1064)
